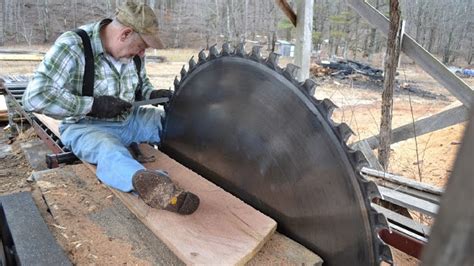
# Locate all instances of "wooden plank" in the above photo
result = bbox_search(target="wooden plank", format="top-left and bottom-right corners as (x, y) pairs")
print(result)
(275, 0), (297, 27)
(346, 0), (473, 108)
(0, 95), (7, 112)
(361, 167), (444, 195)
(372, 203), (430, 238)
(294, 0), (313, 81)
(0, 53), (44, 61)
(32, 114), (284, 265)
(33, 113), (61, 136)
(356, 104), (469, 149)
(90, 145), (276, 265)
(367, 176), (440, 203)
(378, 186), (439, 217)
(421, 108), (474, 266)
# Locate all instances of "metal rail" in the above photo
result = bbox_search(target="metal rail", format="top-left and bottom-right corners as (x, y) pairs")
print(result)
(3, 83), (78, 168)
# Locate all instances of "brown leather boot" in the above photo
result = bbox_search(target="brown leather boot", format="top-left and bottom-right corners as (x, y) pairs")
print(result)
(132, 169), (200, 215)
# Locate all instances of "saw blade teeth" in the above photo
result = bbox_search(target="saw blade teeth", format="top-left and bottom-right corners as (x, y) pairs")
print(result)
(221, 42), (232, 56)
(301, 79), (317, 95)
(335, 122), (354, 143)
(198, 49), (207, 64)
(361, 179), (382, 200)
(180, 65), (187, 80)
(377, 240), (393, 265)
(348, 149), (369, 171)
(173, 76), (180, 90)
(369, 207), (393, 264)
(374, 210), (390, 231)
(321, 98), (337, 118)
(235, 43), (245, 57)
(188, 56), (196, 71)
(249, 46), (262, 62)
(208, 44), (219, 60)
(265, 52), (280, 70)
(283, 64), (300, 81)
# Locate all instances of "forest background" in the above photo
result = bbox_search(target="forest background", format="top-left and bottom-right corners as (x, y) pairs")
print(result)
(0, 0), (472, 66)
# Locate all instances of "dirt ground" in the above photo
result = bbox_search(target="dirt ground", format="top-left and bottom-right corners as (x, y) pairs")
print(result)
(1, 47), (473, 265)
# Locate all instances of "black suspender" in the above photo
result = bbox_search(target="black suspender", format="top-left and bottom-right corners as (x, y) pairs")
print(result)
(72, 28), (143, 99)
(73, 29), (95, 97)
(133, 56), (144, 101)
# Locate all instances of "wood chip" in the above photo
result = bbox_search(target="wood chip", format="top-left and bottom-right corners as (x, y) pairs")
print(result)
(52, 224), (67, 230)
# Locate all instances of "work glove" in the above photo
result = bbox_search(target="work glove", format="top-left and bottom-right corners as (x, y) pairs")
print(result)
(149, 89), (173, 105)
(88, 95), (132, 118)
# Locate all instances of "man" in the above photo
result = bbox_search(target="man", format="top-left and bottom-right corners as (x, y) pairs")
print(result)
(22, 2), (200, 215)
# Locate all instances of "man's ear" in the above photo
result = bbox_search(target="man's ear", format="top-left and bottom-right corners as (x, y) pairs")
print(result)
(120, 28), (134, 42)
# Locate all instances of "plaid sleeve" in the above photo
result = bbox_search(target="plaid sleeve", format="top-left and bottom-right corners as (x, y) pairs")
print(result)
(22, 40), (93, 118)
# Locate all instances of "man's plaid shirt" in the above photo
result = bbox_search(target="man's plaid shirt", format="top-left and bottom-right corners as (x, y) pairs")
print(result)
(22, 19), (155, 123)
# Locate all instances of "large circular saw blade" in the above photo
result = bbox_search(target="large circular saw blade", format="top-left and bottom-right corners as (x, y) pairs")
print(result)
(160, 45), (392, 265)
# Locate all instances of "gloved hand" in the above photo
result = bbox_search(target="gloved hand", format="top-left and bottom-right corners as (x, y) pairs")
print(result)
(150, 89), (173, 100)
(149, 89), (173, 106)
(88, 95), (132, 118)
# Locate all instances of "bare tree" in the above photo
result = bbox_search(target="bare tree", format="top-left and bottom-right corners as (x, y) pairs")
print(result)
(378, 0), (402, 169)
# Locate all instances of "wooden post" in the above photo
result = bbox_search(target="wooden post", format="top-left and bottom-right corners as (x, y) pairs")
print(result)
(421, 108), (474, 266)
(378, 0), (402, 169)
(294, 0), (313, 81)
(354, 104), (469, 150)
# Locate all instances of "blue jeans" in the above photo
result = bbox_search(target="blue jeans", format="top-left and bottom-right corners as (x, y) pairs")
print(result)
(59, 106), (163, 192)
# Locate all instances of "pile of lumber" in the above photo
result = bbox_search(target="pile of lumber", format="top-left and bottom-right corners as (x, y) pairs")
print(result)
(0, 79), (7, 122)
(0, 49), (45, 61)
(0, 95), (7, 122)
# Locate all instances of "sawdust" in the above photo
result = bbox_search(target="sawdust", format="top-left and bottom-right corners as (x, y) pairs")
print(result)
(0, 127), (33, 195)
(34, 165), (155, 265)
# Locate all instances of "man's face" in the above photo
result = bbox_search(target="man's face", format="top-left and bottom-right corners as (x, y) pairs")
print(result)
(118, 30), (149, 60)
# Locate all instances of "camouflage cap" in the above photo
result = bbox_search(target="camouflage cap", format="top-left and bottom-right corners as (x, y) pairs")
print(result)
(116, 1), (165, 49)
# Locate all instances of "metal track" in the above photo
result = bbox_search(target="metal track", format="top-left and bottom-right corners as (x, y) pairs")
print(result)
(159, 44), (392, 265)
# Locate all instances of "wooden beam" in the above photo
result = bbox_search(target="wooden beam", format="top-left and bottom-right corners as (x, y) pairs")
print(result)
(275, 0), (297, 27)
(346, 0), (473, 108)
(355, 104), (469, 149)
(372, 204), (430, 238)
(0, 53), (44, 61)
(294, 0), (313, 81)
(378, 186), (439, 217)
(362, 167), (444, 195)
(421, 108), (474, 266)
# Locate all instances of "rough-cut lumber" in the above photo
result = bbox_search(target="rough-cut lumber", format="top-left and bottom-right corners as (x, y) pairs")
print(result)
(346, 0), (473, 108)
(361, 167), (444, 195)
(34, 113), (61, 136)
(0, 95), (7, 112)
(355, 103), (469, 149)
(1, 95), (9, 121)
(372, 204), (430, 238)
(32, 113), (284, 265)
(94, 144), (277, 265)
(0, 53), (44, 61)
(378, 186), (439, 217)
